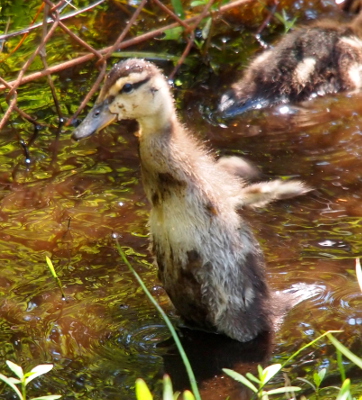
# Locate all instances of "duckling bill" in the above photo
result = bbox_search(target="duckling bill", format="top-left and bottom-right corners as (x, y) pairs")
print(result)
(72, 59), (310, 342)
(219, 14), (362, 117)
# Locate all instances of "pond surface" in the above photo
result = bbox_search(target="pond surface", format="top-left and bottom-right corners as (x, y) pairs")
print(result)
(1, 0), (362, 399)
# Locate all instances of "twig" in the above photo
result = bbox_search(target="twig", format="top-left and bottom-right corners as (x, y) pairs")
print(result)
(0, 17), (60, 130)
(69, 61), (107, 123)
(169, 0), (216, 78)
(0, 77), (39, 125)
(169, 31), (195, 80)
(0, 94), (18, 132)
(40, 2), (63, 119)
(0, 0), (106, 41)
(152, 0), (189, 29)
(104, 0), (149, 59)
(0, 0), (253, 92)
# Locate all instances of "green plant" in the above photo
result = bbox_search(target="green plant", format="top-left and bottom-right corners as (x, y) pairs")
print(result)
(223, 364), (301, 399)
(46, 256), (65, 299)
(135, 375), (195, 400)
(222, 331), (362, 400)
(0, 360), (61, 400)
(273, 9), (297, 33)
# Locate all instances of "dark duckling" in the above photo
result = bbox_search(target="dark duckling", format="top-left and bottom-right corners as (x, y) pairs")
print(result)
(219, 13), (362, 117)
(72, 59), (310, 342)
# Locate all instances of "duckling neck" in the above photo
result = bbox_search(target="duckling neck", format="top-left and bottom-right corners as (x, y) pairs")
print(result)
(137, 96), (176, 136)
(137, 113), (204, 183)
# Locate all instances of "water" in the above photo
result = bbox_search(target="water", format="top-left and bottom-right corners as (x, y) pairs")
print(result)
(1, 0), (362, 399)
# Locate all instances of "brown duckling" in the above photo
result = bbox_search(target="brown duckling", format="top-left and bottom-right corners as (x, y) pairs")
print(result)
(219, 13), (362, 117)
(72, 59), (310, 342)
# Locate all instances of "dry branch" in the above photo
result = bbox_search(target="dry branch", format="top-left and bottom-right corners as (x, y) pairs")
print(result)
(0, 0), (252, 92)
(0, 0), (253, 130)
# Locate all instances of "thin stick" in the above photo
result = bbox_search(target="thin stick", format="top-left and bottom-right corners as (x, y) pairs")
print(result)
(152, 0), (189, 29)
(0, 0), (253, 92)
(40, 3), (63, 119)
(0, 0), (106, 41)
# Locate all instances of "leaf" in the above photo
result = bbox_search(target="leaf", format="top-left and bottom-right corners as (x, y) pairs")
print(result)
(163, 375), (173, 400)
(222, 369), (258, 393)
(182, 390), (195, 400)
(6, 361), (24, 379)
(0, 373), (23, 400)
(313, 368), (326, 388)
(260, 364), (282, 384)
(336, 379), (351, 400)
(46, 256), (57, 278)
(201, 17), (212, 40)
(356, 258), (362, 292)
(327, 333), (362, 369)
(25, 364), (54, 386)
(245, 372), (261, 384)
(266, 386), (301, 395)
(297, 377), (315, 390)
(161, 27), (184, 41)
(170, 0), (185, 18)
(191, 1), (207, 6)
(31, 396), (62, 400)
(135, 378), (153, 400)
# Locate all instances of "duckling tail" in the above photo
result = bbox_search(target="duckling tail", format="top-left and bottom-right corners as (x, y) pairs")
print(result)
(236, 179), (312, 208)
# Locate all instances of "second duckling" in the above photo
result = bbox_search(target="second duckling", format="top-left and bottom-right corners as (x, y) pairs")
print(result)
(72, 59), (310, 342)
(219, 14), (362, 117)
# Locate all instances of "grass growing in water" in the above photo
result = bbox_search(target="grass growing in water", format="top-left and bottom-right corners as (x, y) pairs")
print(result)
(0, 361), (61, 400)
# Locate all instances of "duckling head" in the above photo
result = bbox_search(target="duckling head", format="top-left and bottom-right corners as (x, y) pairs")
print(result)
(72, 59), (174, 140)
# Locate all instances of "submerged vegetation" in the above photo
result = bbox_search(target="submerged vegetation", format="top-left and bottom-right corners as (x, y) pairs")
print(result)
(1, 0), (362, 399)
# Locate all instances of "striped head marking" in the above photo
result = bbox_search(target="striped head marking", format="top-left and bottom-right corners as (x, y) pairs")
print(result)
(72, 59), (170, 140)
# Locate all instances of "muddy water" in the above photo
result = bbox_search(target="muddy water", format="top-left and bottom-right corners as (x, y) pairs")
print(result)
(1, 0), (362, 399)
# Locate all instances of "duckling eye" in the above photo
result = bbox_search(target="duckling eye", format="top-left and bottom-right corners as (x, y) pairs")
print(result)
(121, 83), (134, 94)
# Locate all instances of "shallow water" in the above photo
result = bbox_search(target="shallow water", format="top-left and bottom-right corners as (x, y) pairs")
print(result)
(1, 0), (362, 399)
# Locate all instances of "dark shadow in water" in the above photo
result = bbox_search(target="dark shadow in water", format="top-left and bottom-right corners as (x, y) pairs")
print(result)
(161, 328), (273, 400)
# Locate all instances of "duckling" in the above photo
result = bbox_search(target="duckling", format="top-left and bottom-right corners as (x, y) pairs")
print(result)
(72, 59), (310, 342)
(219, 13), (362, 117)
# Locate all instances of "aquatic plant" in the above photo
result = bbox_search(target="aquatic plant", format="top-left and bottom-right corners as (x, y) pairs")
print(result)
(223, 332), (362, 400)
(0, 361), (61, 400)
(135, 375), (195, 400)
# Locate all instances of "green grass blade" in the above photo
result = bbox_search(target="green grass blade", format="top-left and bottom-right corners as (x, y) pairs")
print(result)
(170, 0), (185, 18)
(222, 369), (258, 393)
(337, 348), (346, 382)
(46, 256), (57, 278)
(115, 241), (201, 400)
(266, 386), (301, 395)
(336, 379), (351, 400)
(0, 372), (23, 400)
(45, 257), (65, 299)
(327, 333), (362, 369)
(135, 378), (153, 400)
(282, 330), (342, 367)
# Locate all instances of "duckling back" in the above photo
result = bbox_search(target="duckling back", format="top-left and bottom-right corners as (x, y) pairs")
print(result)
(219, 18), (362, 117)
